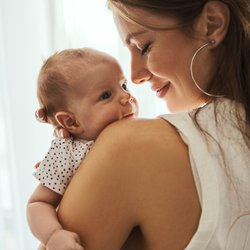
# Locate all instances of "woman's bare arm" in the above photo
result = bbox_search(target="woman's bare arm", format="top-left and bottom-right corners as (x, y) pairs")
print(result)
(58, 118), (201, 250)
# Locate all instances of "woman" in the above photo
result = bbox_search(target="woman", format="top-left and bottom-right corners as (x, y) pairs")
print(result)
(57, 1), (250, 249)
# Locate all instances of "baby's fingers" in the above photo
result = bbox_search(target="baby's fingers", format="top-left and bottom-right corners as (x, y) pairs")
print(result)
(34, 161), (41, 169)
(53, 127), (70, 139)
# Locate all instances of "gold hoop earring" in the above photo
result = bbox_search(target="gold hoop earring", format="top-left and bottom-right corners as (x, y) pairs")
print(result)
(190, 40), (224, 98)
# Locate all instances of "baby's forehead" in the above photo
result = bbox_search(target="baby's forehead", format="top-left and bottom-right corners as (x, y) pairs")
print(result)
(73, 55), (118, 76)
(70, 57), (121, 91)
(81, 48), (117, 63)
(53, 48), (116, 67)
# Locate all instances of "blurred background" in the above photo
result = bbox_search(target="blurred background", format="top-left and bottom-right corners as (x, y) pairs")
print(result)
(0, 0), (167, 249)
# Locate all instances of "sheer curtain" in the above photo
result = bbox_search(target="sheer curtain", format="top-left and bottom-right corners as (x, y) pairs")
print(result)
(0, 1), (168, 250)
(0, 0), (68, 249)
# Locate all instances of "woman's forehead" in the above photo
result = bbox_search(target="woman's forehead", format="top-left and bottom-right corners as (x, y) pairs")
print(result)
(113, 9), (178, 43)
(113, 13), (148, 44)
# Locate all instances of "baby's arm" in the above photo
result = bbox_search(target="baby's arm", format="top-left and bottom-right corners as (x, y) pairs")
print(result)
(27, 184), (84, 250)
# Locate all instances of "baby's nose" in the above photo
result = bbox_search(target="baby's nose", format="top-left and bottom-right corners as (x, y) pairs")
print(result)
(120, 92), (132, 105)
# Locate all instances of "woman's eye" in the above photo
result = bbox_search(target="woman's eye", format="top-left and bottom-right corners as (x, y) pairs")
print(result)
(140, 43), (151, 55)
(99, 91), (112, 100)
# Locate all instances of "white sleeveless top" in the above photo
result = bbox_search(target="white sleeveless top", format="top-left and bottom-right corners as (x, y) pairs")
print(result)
(160, 98), (250, 250)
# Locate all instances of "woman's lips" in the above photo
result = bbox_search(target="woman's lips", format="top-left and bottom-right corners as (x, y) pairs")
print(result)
(155, 83), (170, 98)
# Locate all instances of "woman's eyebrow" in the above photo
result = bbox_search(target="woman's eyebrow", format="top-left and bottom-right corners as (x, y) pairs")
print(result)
(125, 31), (147, 45)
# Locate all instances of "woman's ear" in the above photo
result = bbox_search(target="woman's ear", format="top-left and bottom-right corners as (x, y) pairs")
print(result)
(197, 1), (230, 47)
(55, 111), (83, 133)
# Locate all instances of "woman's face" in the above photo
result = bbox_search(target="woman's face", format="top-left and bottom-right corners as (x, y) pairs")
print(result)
(113, 9), (213, 112)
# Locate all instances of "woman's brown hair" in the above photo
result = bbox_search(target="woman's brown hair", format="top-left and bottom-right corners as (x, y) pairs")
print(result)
(107, 0), (250, 145)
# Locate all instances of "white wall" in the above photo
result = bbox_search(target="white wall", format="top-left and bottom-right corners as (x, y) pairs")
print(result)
(0, 0), (67, 249)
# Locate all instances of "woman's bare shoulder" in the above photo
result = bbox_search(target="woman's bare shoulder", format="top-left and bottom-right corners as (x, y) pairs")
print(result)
(59, 118), (200, 249)
(79, 117), (190, 193)
(95, 117), (184, 151)
(90, 118), (200, 248)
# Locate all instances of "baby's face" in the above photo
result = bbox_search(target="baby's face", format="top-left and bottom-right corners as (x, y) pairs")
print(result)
(72, 58), (138, 140)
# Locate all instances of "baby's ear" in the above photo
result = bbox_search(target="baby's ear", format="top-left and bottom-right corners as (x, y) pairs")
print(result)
(55, 111), (81, 133)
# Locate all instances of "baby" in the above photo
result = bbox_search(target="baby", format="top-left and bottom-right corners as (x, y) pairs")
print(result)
(27, 48), (138, 250)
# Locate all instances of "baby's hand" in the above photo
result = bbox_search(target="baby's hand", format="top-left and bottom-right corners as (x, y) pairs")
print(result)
(46, 229), (84, 250)
(34, 161), (41, 169)
(53, 127), (70, 139)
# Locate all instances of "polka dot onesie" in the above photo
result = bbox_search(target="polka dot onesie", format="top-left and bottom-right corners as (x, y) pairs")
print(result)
(33, 137), (94, 195)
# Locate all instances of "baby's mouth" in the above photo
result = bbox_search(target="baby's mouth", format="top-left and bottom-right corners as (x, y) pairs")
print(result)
(123, 113), (135, 119)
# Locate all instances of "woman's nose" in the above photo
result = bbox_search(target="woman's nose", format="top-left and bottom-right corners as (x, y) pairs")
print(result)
(131, 56), (152, 84)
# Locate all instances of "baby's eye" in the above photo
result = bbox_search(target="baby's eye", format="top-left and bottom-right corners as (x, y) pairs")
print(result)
(122, 83), (129, 91)
(99, 91), (112, 100)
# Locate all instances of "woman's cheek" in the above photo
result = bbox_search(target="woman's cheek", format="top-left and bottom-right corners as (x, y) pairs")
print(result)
(148, 51), (170, 77)
(148, 61), (167, 78)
